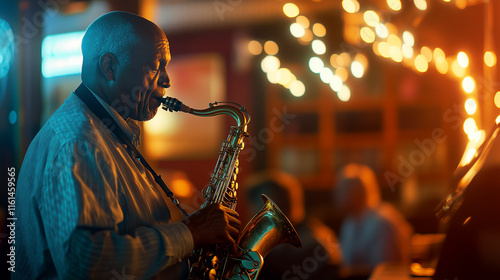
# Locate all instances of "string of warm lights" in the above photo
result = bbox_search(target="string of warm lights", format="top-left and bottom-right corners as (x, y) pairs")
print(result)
(249, 0), (497, 160)
(248, 39), (306, 97)
(340, 0), (498, 162)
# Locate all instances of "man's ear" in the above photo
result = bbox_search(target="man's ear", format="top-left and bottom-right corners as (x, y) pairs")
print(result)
(99, 52), (117, 81)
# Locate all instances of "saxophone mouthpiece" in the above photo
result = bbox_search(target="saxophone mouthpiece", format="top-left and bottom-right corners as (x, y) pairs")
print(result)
(155, 96), (191, 113)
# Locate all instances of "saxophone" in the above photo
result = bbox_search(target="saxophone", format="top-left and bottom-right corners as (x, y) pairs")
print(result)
(156, 96), (302, 280)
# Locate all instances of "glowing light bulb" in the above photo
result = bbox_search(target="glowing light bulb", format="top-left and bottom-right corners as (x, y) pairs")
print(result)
(261, 55), (280, 73)
(338, 85), (351, 101)
(351, 61), (364, 78)
(494, 91), (500, 108)
(342, 0), (360, 13)
(290, 80), (305, 97)
(414, 0), (428, 10)
(462, 76), (475, 93)
(457, 52), (469, 68)
(360, 27), (375, 43)
(309, 57), (324, 73)
(375, 23), (389, 38)
(264, 41), (279, 55)
(463, 118), (477, 135)
(312, 23), (326, 37)
(484, 51), (496, 67)
(465, 98), (477, 115)
(312, 39), (326, 55)
(248, 40), (262, 55)
(415, 54), (428, 72)
(364, 11), (380, 27)
(387, 0), (402, 11)
(290, 23), (306, 38)
(283, 3), (300, 18)
(402, 31), (415, 47)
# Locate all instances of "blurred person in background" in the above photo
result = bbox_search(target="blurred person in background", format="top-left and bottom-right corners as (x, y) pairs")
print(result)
(13, 11), (240, 280)
(334, 163), (413, 280)
(245, 171), (340, 280)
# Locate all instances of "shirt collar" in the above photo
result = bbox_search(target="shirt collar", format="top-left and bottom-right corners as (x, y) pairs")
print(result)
(86, 85), (141, 147)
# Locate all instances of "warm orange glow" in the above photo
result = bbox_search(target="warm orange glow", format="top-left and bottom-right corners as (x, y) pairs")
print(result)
(309, 57), (324, 73)
(312, 39), (326, 55)
(387, 34), (401, 48)
(330, 54), (339, 67)
(484, 51), (497, 67)
(390, 46), (403, 62)
(264, 41), (279, 55)
(337, 52), (352, 67)
(355, 53), (368, 69)
(415, 54), (428, 72)
(378, 42), (390, 58)
(277, 68), (293, 86)
(375, 23), (389, 38)
(402, 44), (413, 59)
(336, 67), (349, 82)
(351, 61), (364, 78)
(421, 46), (433, 62)
(283, 3), (300, 18)
(433, 48), (446, 62)
(462, 76), (475, 93)
(464, 148), (477, 165)
(290, 80), (305, 97)
(338, 85), (351, 101)
(296, 16), (310, 28)
(496, 115), (500, 124)
(451, 60), (466, 77)
(290, 23), (306, 38)
(457, 52), (469, 68)
(494, 91), (500, 108)
(402, 31), (414, 47)
(372, 42), (381, 56)
(248, 40), (262, 55)
(414, 0), (428, 10)
(360, 27), (375, 43)
(299, 29), (313, 45)
(364, 10), (379, 27)
(261, 55), (280, 73)
(387, 0), (402, 11)
(312, 23), (326, 37)
(464, 98), (477, 115)
(436, 59), (449, 74)
(463, 118), (477, 135)
(342, 0), (360, 13)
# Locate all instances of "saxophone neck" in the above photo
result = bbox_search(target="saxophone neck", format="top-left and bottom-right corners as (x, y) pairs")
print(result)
(157, 96), (250, 128)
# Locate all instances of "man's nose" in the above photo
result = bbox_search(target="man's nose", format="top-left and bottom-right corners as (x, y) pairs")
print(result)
(159, 71), (171, 88)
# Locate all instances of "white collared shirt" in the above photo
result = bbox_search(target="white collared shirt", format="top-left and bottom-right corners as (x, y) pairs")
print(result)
(13, 91), (193, 280)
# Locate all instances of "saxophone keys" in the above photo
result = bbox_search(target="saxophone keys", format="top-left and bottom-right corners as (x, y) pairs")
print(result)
(234, 182), (238, 190)
(233, 167), (239, 175)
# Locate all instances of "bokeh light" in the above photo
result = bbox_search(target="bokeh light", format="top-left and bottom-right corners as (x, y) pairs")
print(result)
(248, 40), (262, 55)
(387, 0), (402, 11)
(457, 51), (469, 68)
(309, 57), (324, 73)
(462, 76), (475, 93)
(312, 23), (326, 37)
(364, 11), (380, 27)
(375, 23), (389, 38)
(312, 39), (327, 55)
(465, 98), (477, 115)
(290, 80), (305, 97)
(264, 41), (279, 55)
(338, 85), (351, 101)
(290, 23), (306, 38)
(261, 55), (280, 73)
(415, 54), (428, 72)
(484, 51), (497, 67)
(283, 3), (300, 18)
(360, 27), (376, 43)
(414, 0), (428, 10)
(342, 0), (360, 13)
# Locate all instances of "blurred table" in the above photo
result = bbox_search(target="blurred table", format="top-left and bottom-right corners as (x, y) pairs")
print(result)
(369, 262), (433, 280)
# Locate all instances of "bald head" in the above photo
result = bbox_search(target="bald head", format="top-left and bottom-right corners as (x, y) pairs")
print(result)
(81, 11), (167, 82)
(80, 11), (171, 121)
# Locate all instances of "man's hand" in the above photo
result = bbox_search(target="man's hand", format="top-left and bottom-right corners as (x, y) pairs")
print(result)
(181, 204), (241, 254)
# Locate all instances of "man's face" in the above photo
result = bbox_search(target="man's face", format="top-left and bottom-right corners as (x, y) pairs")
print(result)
(114, 33), (171, 121)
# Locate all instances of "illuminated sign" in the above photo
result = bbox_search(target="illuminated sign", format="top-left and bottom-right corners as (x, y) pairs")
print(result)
(41, 31), (85, 78)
